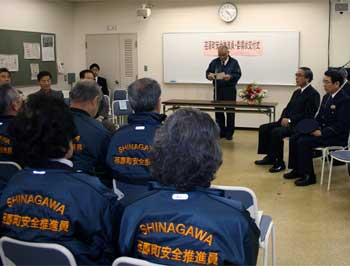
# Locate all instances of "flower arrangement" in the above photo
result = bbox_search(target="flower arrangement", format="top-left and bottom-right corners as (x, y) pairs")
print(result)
(238, 83), (267, 104)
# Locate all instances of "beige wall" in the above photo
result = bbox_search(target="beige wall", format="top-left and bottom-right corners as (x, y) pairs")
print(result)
(72, 0), (331, 127)
(0, 0), (74, 96)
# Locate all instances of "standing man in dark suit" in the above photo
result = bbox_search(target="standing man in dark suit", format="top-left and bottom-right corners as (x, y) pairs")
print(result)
(339, 68), (350, 97)
(206, 45), (241, 140)
(255, 67), (320, 173)
(286, 69), (350, 186)
(90, 63), (109, 96)
(31, 71), (64, 100)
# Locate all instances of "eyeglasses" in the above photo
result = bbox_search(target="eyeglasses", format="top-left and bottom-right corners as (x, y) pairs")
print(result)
(295, 73), (305, 77)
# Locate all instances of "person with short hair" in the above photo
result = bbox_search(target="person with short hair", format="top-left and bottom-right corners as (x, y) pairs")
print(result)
(255, 67), (320, 173)
(206, 45), (241, 140)
(79, 69), (114, 132)
(90, 63), (109, 96)
(31, 71), (64, 99)
(286, 69), (350, 186)
(0, 94), (120, 265)
(339, 67), (350, 96)
(69, 80), (111, 179)
(79, 69), (95, 80)
(0, 68), (11, 85)
(0, 84), (23, 162)
(106, 78), (165, 199)
(119, 108), (260, 266)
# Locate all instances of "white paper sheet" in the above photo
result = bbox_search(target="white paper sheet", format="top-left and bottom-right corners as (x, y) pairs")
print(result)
(41, 34), (55, 61)
(30, 63), (40, 80)
(23, 42), (41, 59)
(0, 54), (19, 72)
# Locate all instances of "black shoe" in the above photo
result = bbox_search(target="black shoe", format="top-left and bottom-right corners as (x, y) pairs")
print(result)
(295, 175), (316, 186)
(269, 161), (286, 173)
(255, 156), (274, 165)
(225, 135), (233, 141)
(283, 170), (301, 179)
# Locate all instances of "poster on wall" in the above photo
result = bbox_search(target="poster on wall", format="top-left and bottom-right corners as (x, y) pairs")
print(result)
(0, 54), (19, 71)
(30, 63), (40, 80)
(23, 42), (41, 59)
(41, 34), (55, 61)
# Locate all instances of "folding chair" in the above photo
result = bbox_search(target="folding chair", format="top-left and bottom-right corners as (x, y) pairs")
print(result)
(0, 236), (77, 266)
(211, 185), (276, 266)
(318, 133), (350, 187)
(112, 256), (165, 266)
(112, 100), (133, 126)
(113, 90), (127, 101)
(315, 146), (344, 186)
(326, 134), (350, 191)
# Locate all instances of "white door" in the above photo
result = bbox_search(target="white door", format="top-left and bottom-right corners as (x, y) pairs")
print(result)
(86, 33), (138, 93)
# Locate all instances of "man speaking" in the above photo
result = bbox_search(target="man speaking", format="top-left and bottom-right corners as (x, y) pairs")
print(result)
(206, 45), (241, 140)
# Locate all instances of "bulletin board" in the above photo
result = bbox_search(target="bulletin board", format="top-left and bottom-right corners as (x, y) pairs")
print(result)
(0, 29), (57, 86)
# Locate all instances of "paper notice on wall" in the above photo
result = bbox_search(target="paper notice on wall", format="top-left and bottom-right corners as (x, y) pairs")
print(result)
(23, 42), (41, 59)
(30, 63), (40, 80)
(41, 34), (55, 61)
(0, 54), (19, 72)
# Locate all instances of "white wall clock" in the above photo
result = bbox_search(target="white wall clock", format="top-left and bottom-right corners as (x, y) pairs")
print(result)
(219, 2), (238, 23)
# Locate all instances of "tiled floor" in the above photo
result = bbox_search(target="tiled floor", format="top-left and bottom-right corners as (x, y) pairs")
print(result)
(214, 130), (350, 266)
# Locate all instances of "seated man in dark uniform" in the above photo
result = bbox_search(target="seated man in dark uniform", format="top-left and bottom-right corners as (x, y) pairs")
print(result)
(31, 71), (64, 100)
(286, 69), (350, 186)
(0, 84), (23, 161)
(69, 80), (111, 177)
(0, 95), (120, 265)
(339, 67), (350, 97)
(255, 67), (320, 172)
(119, 108), (260, 266)
(106, 78), (165, 199)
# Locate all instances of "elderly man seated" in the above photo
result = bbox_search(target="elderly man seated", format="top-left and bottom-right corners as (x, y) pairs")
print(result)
(119, 108), (260, 266)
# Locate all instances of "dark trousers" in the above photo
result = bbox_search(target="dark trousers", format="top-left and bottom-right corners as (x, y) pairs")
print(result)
(215, 86), (236, 137)
(257, 122), (293, 160)
(288, 134), (347, 176)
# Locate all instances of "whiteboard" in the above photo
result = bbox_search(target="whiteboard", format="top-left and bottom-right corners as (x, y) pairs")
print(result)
(163, 32), (300, 85)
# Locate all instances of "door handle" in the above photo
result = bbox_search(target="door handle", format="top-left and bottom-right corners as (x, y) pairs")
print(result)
(115, 80), (119, 85)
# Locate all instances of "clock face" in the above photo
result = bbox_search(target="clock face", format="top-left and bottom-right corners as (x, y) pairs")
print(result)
(219, 3), (238, 23)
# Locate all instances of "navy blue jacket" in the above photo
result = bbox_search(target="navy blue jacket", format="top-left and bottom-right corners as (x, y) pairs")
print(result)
(70, 108), (111, 175)
(0, 161), (120, 265)
(30, 89), (64, 100)
(119, 184), (260, 266)
(106, 112), (164, 184)
(316, 89), (350, 143)
(0, 116), (14, 161)
(341, 80), (350, 97)
(206, 56), (241, 89)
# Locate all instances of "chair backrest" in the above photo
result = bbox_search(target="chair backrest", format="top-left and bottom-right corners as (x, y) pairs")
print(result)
(0, 161), (21, 181)
(0, 236), (77, 266)
(114, 90), (127, 101)
(210, 185), (260, 226)
(112, 256), (165, 266)
(113, 100), (133, 116)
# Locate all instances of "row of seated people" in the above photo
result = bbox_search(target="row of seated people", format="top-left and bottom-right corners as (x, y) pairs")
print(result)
(0, 80), (260, 265)
(255, 67), (350, 186)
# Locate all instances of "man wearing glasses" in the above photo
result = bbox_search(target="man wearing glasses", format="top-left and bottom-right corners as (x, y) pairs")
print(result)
(255, 67), (320, 173)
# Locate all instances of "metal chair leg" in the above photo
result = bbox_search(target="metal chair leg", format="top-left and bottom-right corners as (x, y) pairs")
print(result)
(320, 149), (326, 185)
(327, 157), (334, 191)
